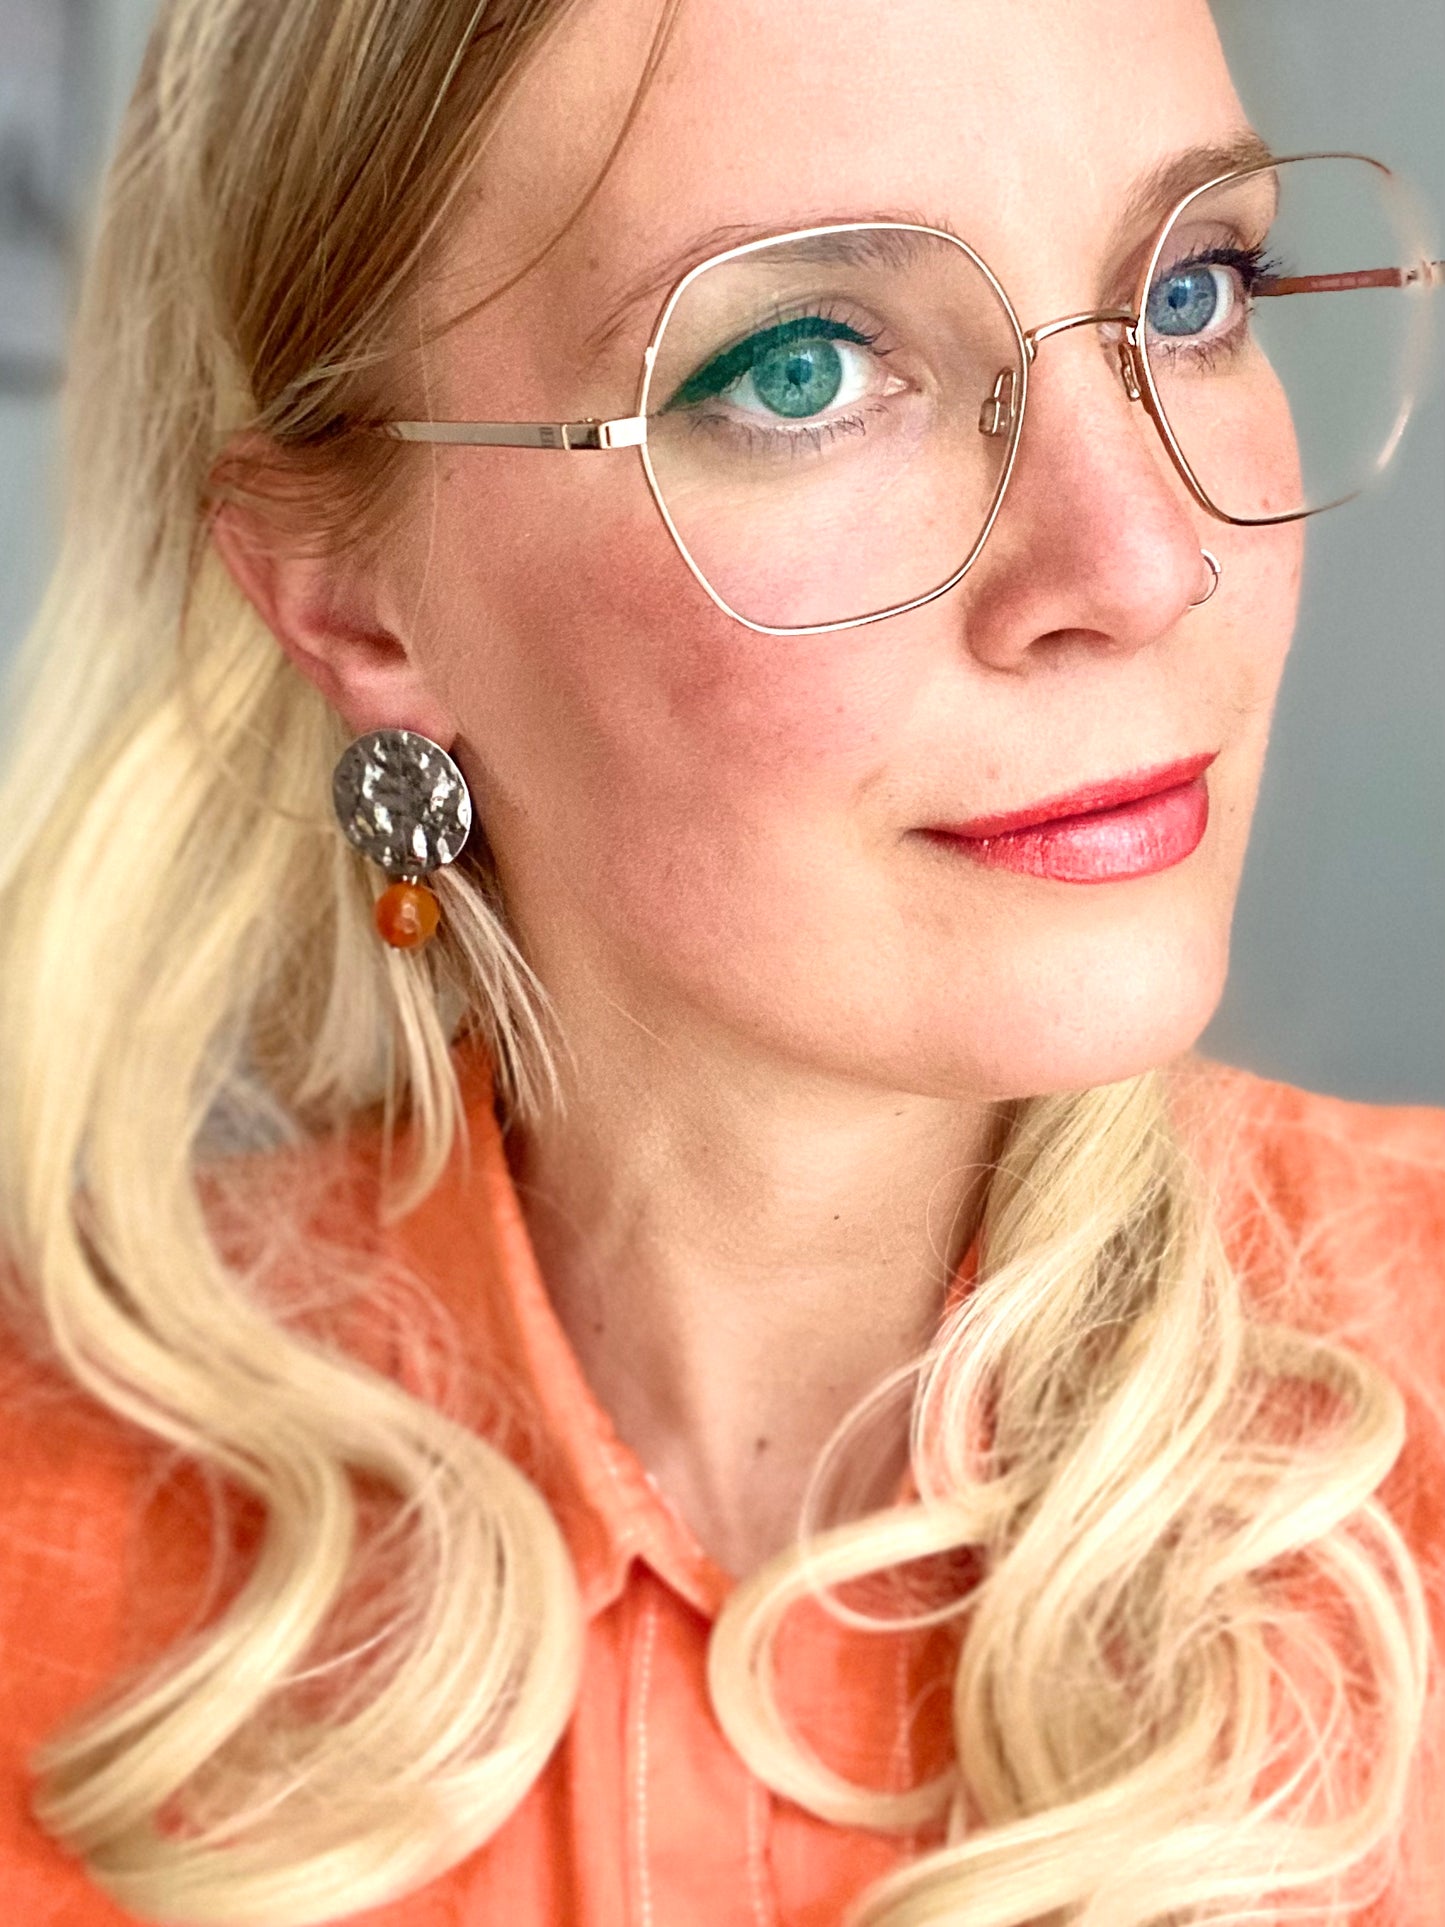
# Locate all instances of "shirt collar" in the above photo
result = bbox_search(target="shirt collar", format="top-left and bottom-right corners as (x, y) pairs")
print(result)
(376, 1036), (730, 1620)
(376, 1032), (977, 1625)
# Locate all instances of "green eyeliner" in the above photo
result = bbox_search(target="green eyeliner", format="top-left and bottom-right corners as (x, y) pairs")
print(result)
(663, 314), (872, 410)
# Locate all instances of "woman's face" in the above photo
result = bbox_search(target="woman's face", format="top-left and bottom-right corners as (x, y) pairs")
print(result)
(385, 0), (1302, 1101)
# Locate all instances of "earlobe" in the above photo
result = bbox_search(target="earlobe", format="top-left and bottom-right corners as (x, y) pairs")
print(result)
(207, 500), (461, 748)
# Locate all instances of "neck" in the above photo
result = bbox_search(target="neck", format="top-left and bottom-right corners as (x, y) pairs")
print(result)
(506, 1002), (997, 1578)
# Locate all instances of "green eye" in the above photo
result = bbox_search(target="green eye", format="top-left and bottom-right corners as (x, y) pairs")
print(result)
(749, 338), (844, 417)
(665, 315), (874, 415)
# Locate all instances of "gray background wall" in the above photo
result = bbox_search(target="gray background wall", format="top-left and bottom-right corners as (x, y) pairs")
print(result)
(1202, 1), (1445, 1103)
(1, 0), (1442, 1105)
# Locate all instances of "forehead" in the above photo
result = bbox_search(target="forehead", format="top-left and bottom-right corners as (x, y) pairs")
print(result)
(445, 0), (1249, 379)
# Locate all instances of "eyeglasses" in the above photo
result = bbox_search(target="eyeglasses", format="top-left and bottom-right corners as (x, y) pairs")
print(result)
(380, 152), (1442, 636)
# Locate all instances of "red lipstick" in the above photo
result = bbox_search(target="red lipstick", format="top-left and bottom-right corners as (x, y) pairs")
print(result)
(925, 753), (1217, 884)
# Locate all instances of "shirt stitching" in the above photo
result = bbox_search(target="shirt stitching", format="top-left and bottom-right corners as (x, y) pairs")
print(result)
(891, 1634), (913, 1795)
(744, 1774), (777, 1927)
(892, 1633), (922, 1861)
(628, 1587), (661, 1927)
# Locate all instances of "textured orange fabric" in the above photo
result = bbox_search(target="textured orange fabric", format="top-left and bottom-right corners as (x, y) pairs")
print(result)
(1, 1050), (1443, 1926)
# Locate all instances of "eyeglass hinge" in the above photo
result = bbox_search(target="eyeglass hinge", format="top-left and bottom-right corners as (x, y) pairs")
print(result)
(560, 417), (649, 451)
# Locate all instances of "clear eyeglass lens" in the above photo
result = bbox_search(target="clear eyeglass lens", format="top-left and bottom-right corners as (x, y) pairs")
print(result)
(1144, 154), (1435, 521)
(642, 227), (1025, 631)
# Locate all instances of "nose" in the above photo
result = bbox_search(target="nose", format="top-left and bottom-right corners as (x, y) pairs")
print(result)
(958, 324), (1209, 673)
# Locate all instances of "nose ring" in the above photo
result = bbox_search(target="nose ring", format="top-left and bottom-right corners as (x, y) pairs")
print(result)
(1189, 548), (1223, 609)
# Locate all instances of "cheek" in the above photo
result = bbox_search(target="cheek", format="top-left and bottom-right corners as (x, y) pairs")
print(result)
(1195, 516), (1302, 881)
(396, 447), (1305, 1101)
(420, 454), (925, 823)
(1230, 516), (1303, 712)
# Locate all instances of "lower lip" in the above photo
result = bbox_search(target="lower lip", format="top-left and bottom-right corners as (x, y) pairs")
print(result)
(928, 776), (1211, 883)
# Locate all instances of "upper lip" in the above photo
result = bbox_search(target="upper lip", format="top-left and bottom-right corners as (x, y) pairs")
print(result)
(929, 753), (1219, 840)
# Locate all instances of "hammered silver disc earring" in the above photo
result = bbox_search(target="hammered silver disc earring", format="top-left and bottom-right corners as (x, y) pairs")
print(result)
(331, 728), (473, 949)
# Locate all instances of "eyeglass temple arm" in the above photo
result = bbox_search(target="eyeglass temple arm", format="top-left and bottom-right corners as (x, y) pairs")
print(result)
(1255, 261), (1445, 296)
(377, 416), (649, 450)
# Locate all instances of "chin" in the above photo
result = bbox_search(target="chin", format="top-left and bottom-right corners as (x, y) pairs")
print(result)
(858, 896), (1236, 1104)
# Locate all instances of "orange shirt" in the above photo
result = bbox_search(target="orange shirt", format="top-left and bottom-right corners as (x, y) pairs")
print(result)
(2, 1051), (1444, 1925)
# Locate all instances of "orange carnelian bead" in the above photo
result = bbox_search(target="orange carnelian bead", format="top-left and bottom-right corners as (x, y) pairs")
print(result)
(374, 881), (441, 949)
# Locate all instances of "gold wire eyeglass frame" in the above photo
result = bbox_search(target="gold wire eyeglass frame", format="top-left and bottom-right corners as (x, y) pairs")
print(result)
(379, 151), (1444, 637)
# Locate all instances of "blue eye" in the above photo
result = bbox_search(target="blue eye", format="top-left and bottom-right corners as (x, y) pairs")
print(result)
(1147, 262), (1234, 338)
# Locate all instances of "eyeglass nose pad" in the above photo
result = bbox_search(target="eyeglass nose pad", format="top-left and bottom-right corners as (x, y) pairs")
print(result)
(1117, 340), (1144, 403)
(978, 368), (1019, 439)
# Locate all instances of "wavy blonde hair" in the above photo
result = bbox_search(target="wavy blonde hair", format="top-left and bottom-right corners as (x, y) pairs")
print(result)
(0, 3), (1439, 1923)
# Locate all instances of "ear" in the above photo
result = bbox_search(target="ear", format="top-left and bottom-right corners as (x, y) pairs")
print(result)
(209, 498), (461, 748)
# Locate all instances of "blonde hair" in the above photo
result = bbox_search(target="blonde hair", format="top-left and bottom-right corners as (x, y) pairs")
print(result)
(0, 3), (1438, 1922)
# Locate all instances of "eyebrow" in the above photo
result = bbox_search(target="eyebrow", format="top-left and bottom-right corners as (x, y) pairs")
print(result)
(1118, 132), (1277, 236)
(580, 130), (1277, 363)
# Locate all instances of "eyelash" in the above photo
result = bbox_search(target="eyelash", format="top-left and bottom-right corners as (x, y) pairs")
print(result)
(666, 236), (1282, 456)
(670, 299), (899, 450)
(1146, 240), (1281, 370)
(686, 404), (888, 460)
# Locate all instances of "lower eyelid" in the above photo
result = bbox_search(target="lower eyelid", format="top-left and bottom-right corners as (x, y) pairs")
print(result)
(690, 398), (892, 450)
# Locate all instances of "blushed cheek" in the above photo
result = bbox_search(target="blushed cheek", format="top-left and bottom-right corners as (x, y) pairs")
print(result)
(429, 462), (927, 822)
(1218, 514), (1300, 693)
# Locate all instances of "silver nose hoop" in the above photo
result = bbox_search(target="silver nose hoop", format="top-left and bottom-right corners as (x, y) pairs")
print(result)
(1189, 548), (1223, 609)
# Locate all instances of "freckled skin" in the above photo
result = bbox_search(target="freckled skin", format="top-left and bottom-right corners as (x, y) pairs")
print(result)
(383, 0), (1302, 1103)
